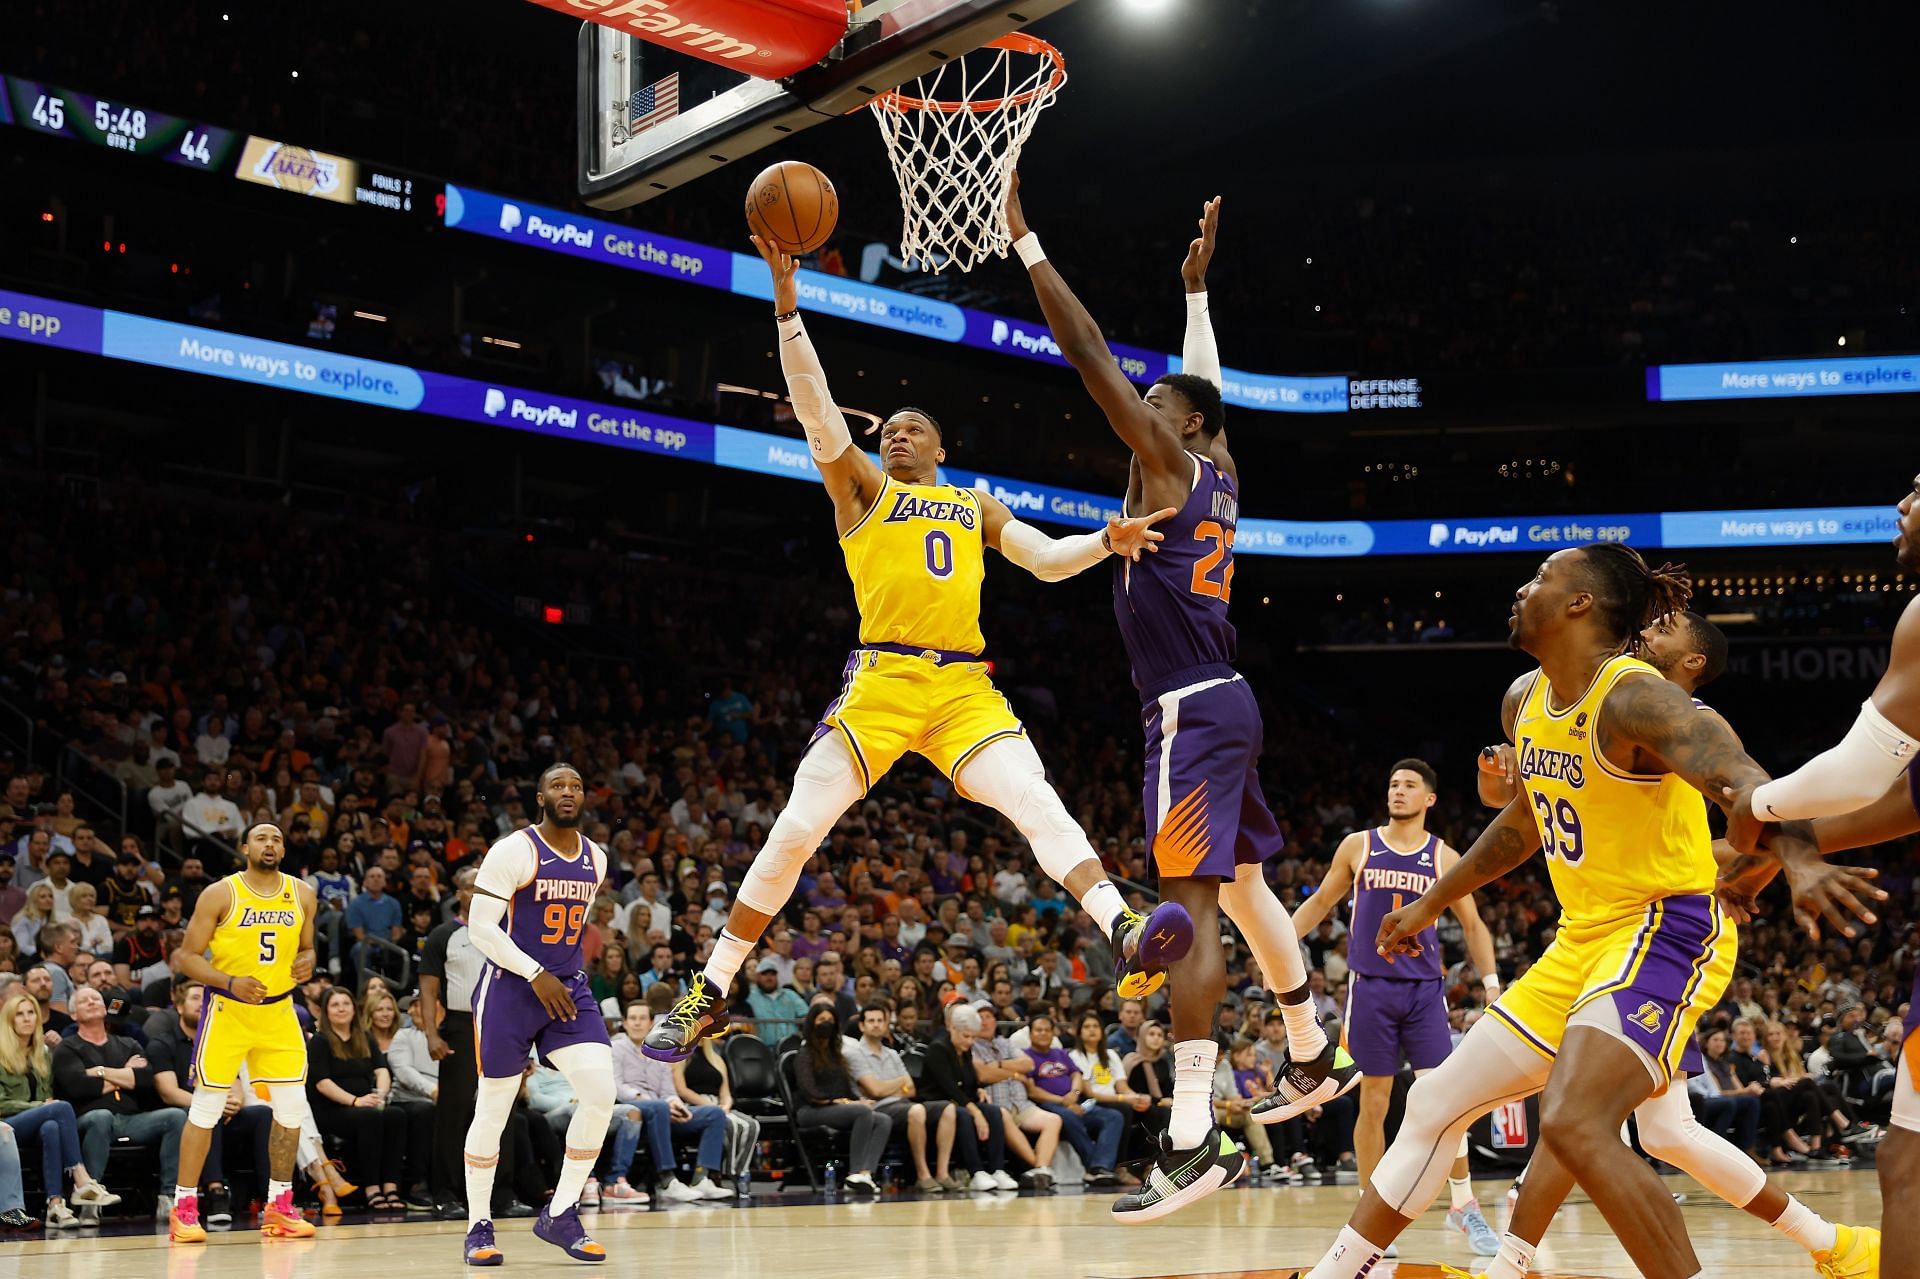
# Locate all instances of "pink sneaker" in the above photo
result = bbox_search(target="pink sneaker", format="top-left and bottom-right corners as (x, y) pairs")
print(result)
(602, 1179), (649, 1205)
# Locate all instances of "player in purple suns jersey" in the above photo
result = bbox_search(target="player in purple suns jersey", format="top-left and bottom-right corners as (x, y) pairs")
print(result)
(461, 764), (613, 1267)
(1483, 611), (1878, 1278)
(1289, 759), (1501, 1255)
(1010, 177), (1358, 1223)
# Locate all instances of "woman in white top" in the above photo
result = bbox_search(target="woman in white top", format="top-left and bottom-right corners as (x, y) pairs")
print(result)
(9, 884), (55, 957)
(194, 714), (231, 768)
(64, 883), (113, 955)
(1067, 1009), (1149, 1186)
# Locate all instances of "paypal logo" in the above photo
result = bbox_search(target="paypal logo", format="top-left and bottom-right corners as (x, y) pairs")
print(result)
(483, 388), (506, 417)
(485, 393), (579, 430)
(499, 204), (522, 234)
(1429, 523), (1449, 548)
(991, 319), (1009, 346)
(996, 325), (1062, 357)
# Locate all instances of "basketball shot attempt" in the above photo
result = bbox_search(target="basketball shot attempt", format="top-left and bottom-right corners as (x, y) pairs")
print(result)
(462, 764), (615, 1266)
(1007, 181), (1357, 1222)
(169, 822), (319, 1243)
(644, 209), (1195, 1068)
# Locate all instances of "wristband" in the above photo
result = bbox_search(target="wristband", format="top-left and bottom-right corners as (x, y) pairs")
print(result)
(1012, 233), (1046, 268)
(774, 308), (800, 324)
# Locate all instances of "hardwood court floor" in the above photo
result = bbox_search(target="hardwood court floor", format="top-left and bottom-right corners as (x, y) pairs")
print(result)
(0, 1169), (1880, 1279)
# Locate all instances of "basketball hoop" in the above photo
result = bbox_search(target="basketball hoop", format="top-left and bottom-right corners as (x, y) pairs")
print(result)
(868, 33), (1066, 274)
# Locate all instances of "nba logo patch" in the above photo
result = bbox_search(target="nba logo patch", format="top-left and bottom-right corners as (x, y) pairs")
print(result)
(1490, 1100), (1528, 1149)
(1629, 1001), (1664, 1033)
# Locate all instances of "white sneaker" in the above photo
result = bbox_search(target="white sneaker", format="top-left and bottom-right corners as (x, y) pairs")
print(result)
(579, 1177), (601, 1208)
(71, 1183), (122, 1208)
(153, 1194), (172, 1221)
(989, 1170), (1019, 1191)
(660, 1178), (703, 1203)
(689, 1176), (733, 1201)
(968, 1171), (996, 1192)
(843, 1171), (878, 1193)
(45, 1202), (80, 1229)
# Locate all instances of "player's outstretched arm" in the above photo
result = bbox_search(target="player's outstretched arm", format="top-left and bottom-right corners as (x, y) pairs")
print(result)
(1005, 175), (1190, 482)
(753, 233), (885, 534)
(1439, 843), (1501, 997)
(977, 488), (1175, 582)
(1290, 832), (1363, 937)
(1813, 775), (1920, 853)
(1378, 800), (1541, 963)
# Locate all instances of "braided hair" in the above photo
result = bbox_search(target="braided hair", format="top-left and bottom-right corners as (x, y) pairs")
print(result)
(1578, 543), (1692, 648)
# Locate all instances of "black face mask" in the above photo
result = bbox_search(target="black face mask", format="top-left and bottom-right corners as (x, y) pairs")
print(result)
(809, 1019), (837, 1038)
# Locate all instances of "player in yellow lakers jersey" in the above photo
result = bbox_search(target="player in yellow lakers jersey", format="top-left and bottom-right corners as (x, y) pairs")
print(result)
(1298, 543), (1850, 1279)
(645, 235), (1197, 1064)
(171, 822), (318, 1243)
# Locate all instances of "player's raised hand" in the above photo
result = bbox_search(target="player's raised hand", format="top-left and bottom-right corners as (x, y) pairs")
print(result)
(1181, 196), (1222, 293)
(1004, 170), (1030, 241)
(1781, 855), (1884, 942)
(530, 970), (577, 1022)
(229, 975), (267, 1004)
(1376, 896), (1441, 963)
(1104, 507), (1177, 562)
(750, 233), (799, 316)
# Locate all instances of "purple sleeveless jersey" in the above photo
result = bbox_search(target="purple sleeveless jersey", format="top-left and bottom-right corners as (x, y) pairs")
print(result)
(1115, 454), (1239, 696)
(507, 828), (601, 976)
(1346, 828), (1443, 982)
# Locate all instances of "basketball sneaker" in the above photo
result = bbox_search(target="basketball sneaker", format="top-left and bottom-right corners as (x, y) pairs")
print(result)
(534, 1202), (606, 1262)
(1813, 1223), (1881, 1279)
(1114, 901), (1194, 999)
(1250, 1042), (1361, 1124)
(168, 1197), (208, 1244)
(464, 1220), (505, 1266)
(1111, 1124), (1244, 1224)
(1446, 1199), (1501, 1256)
(644, 975), (728, 1062)
(262, 1190), (316, 1239)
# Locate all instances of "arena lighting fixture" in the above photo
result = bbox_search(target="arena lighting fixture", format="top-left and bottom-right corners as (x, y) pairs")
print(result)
(1117, 0), (1175, 14)
(352, 311), (387, 322)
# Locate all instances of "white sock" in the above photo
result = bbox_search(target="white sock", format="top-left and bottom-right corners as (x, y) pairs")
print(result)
(464, 1152), (500, 1227)
(1771, 1194), (1838, 1254)
(1486, 1233), (1537, 1279)
(1081, 880), (1127, 939)
(550, 1151), (597, 1213)
(267, 1179), (292, 1205)
(1279, 996), (1328, 1062)
(1170, 1039), (1219, 1148)
(173, 1184), (198, 1207)
(1305, 1225), (1388, 1279)
(1449, 1175), (1474, 1211)
(703, 929), (756, 996)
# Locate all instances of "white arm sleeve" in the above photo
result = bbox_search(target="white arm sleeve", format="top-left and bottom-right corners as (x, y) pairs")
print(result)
(469, 836), (544, 981)
(778, 315), (853, 464)
(1182, 290), (1221, 387)
(995, 514), (1110, 583)
(1750, 699), (1920, 821)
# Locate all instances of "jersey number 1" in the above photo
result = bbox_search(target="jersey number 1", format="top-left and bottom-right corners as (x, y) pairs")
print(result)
(541, 903), (588, 946)
(1190, 521), (1234, 602)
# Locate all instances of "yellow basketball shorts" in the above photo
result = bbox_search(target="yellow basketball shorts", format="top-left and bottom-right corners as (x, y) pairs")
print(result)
(1487, 892), (1735, 1086)
(192, 992), (308, 1088)
(811, 648), (1025, 789)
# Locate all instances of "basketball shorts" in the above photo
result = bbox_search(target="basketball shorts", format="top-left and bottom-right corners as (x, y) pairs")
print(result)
(192, 992), (308, 1088)
(1140, 666), (1283, 880)
(1343, 975), (1453, 1076)
(811, 648), (1025, 789)
(473, 967), (608, 1079)
(1488, 893), (1734, 1088)
(1896, 972), (1920, 1133)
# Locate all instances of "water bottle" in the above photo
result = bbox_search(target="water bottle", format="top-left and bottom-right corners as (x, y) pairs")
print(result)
(1247, 1155), (1260, 1185)
(823, 1161), (838, 1196)
(735, 1169), (751, 1200)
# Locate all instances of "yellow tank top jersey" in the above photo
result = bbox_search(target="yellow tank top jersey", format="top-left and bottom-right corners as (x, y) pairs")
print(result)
(840, 475), (987, 655)
(1514, 653), (1716, 930)
(211, 871), (303, 996)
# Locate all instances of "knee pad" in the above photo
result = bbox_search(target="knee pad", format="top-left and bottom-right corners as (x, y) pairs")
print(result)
(739, 737), (863, 914)
(267, 1082), (310, 1130)
(466, 1075), (522, 1156)
(549, 1043), (616, 1124)
(188, 1085), (232, 1128)
(1637, 1080), (1764, 1205)
(960, 737), (1076, 841)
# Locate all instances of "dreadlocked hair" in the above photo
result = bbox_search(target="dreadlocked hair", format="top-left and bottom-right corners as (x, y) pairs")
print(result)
(1579, 542), (1692, 648)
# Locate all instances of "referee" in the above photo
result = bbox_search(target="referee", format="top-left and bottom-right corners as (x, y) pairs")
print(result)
(419, 866), (482, 1219)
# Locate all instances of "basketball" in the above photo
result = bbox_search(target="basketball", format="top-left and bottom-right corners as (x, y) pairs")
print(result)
(745, 160), (839, 254)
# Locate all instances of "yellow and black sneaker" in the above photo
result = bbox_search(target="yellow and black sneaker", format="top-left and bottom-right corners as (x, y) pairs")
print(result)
(643, 975), (728, 1062)
(1111, 1125), (1244, 1224)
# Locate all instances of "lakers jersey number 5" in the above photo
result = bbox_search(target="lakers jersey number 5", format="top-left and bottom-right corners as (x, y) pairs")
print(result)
(1514, 653), (1716, 929)
(211, 872), (304, 996)
(840, 476), (987, 655)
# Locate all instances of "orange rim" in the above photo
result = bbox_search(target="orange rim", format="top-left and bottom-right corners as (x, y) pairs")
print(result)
(873, 33), (1065, 114)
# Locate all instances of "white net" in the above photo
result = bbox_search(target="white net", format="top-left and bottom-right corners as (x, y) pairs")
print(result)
(868, 34), (1066, 274)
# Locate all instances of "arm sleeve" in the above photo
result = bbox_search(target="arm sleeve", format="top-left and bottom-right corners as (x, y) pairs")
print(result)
(995, 516), (1110, 584)
(1750, 700), (1920, 821)
(468, 838), (544, 981)
(777, 316), (853, 464)
(1182, 290), (1221, 387)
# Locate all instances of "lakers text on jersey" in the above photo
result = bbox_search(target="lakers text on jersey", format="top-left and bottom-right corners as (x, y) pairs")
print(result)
(193, 871), (309, 1088)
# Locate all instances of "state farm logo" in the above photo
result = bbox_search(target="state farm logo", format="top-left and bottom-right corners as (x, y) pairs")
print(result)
(250, 142), (341, 196)
(567, 0), (770, 60)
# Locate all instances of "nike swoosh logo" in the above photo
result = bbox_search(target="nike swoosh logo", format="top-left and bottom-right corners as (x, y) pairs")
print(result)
(1517, 716), (1540, 725)
(539, 857), (558, 867)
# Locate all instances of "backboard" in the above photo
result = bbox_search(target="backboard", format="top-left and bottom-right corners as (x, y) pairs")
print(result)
(576, 0), (1076, 210)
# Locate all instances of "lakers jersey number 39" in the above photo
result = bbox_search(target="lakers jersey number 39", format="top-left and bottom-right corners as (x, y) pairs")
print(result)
(194, 871), (310, 1088)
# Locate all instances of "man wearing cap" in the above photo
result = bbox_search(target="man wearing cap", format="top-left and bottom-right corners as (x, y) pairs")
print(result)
(101, 851), (152, 936)
(700, 882), (731, 934)
(745, 958), (806, 1045)
(112, 904), (167, 988)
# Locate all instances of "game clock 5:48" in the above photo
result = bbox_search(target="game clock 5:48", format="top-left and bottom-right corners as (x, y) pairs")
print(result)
(2, 75), (239, 171)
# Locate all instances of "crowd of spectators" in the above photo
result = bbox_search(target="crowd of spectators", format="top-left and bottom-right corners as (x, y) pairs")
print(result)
(0, 469), (1910, 1228)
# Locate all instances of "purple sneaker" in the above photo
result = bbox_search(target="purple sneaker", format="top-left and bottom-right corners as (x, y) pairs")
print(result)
(533, 1203), (606, 1263)
(463, 1220), (504, 1267)
(1115, 900), (1193, 999)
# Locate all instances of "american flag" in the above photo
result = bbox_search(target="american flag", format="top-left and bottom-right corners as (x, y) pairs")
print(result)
(628, 73), (680, 137)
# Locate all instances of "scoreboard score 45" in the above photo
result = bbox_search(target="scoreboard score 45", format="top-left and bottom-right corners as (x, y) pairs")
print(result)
(4, 76), (239, 170)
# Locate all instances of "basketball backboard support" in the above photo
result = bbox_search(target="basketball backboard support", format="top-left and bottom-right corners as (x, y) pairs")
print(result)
(576, 0), (1076, 209)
